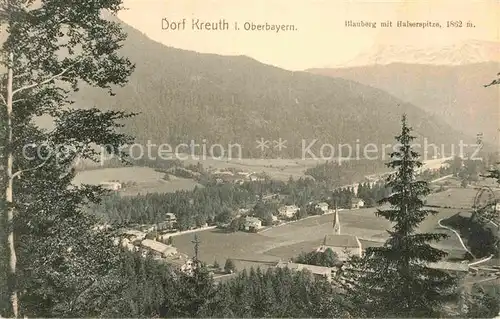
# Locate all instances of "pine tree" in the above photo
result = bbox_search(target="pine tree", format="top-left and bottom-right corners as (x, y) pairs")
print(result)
(338, 115), (459, 317)
(175, 263), (219, 317)
(224, 258), (236, 274)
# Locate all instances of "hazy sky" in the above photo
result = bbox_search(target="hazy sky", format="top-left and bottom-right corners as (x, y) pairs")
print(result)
(119, 0), (499, 70)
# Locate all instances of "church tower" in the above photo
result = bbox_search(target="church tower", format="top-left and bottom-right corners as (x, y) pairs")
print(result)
(333, 203), (341, 235)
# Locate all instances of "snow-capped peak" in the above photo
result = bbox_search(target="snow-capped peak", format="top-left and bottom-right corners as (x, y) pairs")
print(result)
(333, 40), (500, 68)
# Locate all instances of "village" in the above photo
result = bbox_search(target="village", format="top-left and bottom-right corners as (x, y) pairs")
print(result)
(105, 186), (369, 277)
(89, 157), (500, 299)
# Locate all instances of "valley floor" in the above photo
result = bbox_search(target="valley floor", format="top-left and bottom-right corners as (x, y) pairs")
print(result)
(171, 188), (469, 271)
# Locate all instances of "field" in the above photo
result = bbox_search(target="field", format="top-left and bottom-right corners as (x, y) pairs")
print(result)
(182, 156), (330, 181)
(72, 167), (201, 196)
(427, 185), (500, 209)
(171, 188), (470, 271)
(176, 155), (450, 181)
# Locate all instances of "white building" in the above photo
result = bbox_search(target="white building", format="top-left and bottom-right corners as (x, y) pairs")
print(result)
(249, 174), (265, 182)
(165, 256), (195, 276)
(315, 202), (329, 213)
(243, 216), (263, 231)
(350, 198), (365, 209)
(99, 181), (122, 191)
(141, 239), (178, 258)
(158, 213), (177, 230)
(121, 229), (147, 242)
(278, 205), (299, 219)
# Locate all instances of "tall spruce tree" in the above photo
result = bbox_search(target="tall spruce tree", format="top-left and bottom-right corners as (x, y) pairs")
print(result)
(338, 115), (458, 317)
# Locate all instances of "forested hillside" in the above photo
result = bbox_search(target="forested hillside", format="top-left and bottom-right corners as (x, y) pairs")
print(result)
(68, 20), (470, 158)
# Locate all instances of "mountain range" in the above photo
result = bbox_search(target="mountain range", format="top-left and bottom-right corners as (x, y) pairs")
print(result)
(7, 18), (467, 160)
(67, 20), (474, 159)
(329, 40), (500, 68)
(308, 60), (499, 144)
(68, 20), (476, 159)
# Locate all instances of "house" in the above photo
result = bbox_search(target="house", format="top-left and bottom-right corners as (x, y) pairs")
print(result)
(249, 174), (265, 182)
(158, 213), (177, 230)
(495, 202), (500, 212)
(275, 261), (334, 282)
(92, 223), (113, 231)
(238, 208), (251, 215)
(315, 202), (329, 213)
(141, 239), (178, 258)
(117, 237), (138, 252)
(278, 205), (299, 219)
(237, 171), (251, 178)
(213, 170), (234, 176)
(121, 229), (147, 242)
(165, 212), (177, 221)
(99, 181), (122, 191)
(138, 224), (157, 233)
(165, 255), (195, 276)
(350, 198), (364, 209)
(243, 216), (263, 232)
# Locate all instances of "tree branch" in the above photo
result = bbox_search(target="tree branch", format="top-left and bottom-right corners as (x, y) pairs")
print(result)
(11, 158), (51, 180)
(12, 67), (72, 96)
(12, 58), (82, 97)
(0, 91), (6, 106)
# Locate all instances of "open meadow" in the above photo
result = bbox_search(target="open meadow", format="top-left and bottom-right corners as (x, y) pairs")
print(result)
(72, 167), (201, 196)
(179, 156), (330, 181)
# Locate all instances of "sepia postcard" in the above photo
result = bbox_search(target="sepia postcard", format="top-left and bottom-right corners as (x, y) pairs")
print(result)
(0, 0), (499, 318)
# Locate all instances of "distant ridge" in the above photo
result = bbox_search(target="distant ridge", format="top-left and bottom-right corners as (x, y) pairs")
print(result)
(307, 62), (499, 144)
(329, 40), (500, 68)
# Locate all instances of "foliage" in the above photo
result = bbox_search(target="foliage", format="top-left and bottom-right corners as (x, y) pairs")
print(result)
(213, 260), (220, 270)
(305, 160), (389, 186)
(337, 115), (459, 317)
(163, 263), (221, 317)
(294, 248), (340, 267)
(73, 19), (464, 158)
(224, 258), (236, 274)
(218, 267), (346, 317)
(252, 200), (277, 226)
(467, 284), (500, 318)
(0, 0), (137, 316)
(89, 177), (335, 228)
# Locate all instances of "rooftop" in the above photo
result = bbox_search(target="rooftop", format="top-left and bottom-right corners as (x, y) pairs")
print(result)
(245, 216), (261, 223)
(164, 256), (193, 267)
(141, 239), (177, 255)
(121, 229), (146, 237)
(321, 234), (361, 248)
(165, 213), (177, 220)
(427, 261), (469, 273)
(276, 261), (332, 276)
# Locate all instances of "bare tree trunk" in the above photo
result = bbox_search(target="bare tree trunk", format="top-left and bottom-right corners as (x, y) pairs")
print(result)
(6, 51), (19, 318)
